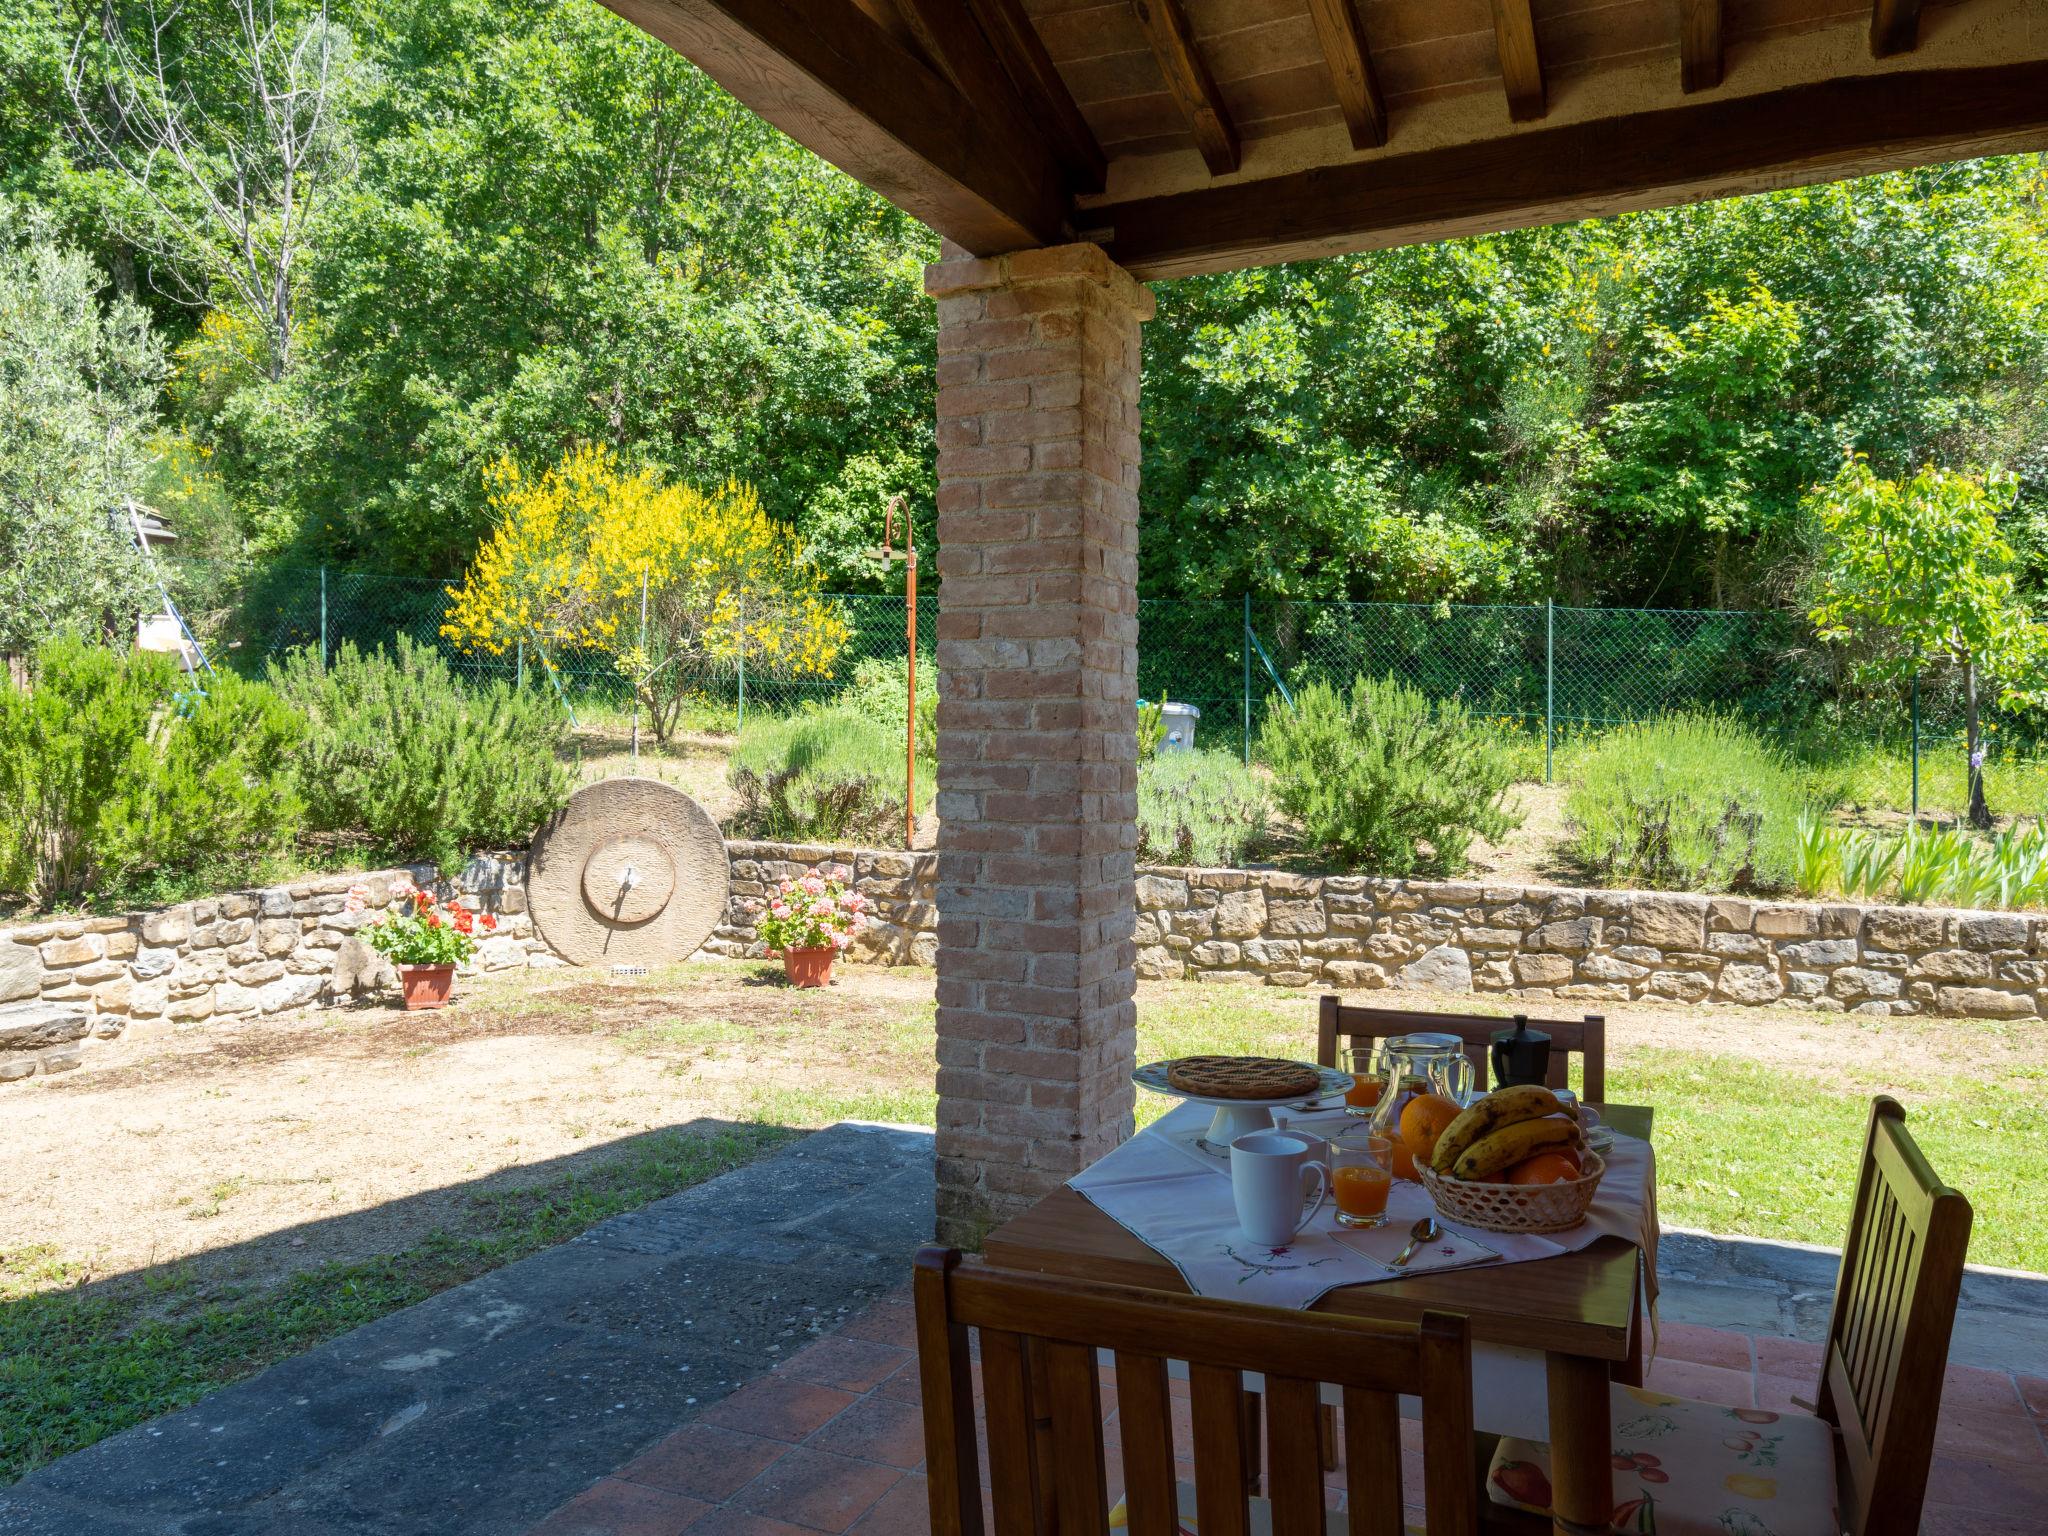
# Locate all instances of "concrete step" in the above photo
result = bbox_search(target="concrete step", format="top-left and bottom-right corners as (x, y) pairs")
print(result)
(0, 999), (90, 1080)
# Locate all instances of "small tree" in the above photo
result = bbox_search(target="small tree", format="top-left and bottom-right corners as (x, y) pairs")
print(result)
(442, 446), (849, 741)
(1807, 457), (2048, 828)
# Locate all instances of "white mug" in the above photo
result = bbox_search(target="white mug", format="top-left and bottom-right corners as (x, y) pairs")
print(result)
(1230, 1131), (1330, 1249)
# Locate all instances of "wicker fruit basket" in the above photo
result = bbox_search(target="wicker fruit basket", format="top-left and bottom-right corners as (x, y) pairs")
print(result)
(1416, 1150), (1606, 1235)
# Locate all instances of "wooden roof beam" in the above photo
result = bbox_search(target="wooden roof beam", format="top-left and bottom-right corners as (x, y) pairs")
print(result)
(1096, 60), (2048, 279)
(1305, 0), (1388, 150)
(1129, 0), (1241, 175)
(598, 0), (1071, 253)
(1871, 0), (1924, 57)
(963, 0), (1106, 194)
(1680, 0), (1723, 92)
(1489, 0), (1546, 121)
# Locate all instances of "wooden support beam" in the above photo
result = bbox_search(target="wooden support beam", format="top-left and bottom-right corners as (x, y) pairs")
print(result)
(1871, 0), (1924, 57)
(1129, 0), (1240, 175)
(1095, 60), (2048, 279)
(895, 0), (1081, 196)
(1679, 0), (1722, 92)
(598, 0), (1070, 253)
(1305, 0), (1387, 150)
(965, 0), (1106, 194)
(1489, 0), (1545, 121)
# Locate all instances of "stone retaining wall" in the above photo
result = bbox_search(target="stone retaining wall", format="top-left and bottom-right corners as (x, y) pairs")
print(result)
(0, 856), (547, 1081)
(707, 841), (939, 967)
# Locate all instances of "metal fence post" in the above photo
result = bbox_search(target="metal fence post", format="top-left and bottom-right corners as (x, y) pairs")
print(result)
(516, 640), (525, 690)
(1911, 668), (1920, 819)
(318, 565), (329, 668)
(736, 594), (747, 733)
(1544, 598), (1555, 783)
(1242, 592), (1252, 765)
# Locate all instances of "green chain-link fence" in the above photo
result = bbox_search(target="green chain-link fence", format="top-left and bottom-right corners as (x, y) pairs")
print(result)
(166, 559), (2048, 789)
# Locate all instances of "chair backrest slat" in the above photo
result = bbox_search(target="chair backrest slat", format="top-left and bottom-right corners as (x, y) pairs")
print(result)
(1113, 1352), (1179, 1536)
(1317, 997), (1607, 1100)
(1044, 1340), (1111, 1534)
(1261, 1376), (1326, 1536)
(1340, 1386), (1404, 1536)
(1816, 1097), (1973, 1536)
(916, 1249), (1478, 1536)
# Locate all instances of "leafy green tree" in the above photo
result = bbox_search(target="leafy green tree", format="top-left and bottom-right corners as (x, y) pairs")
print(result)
(0, 203), (163, 654)
(1808, 457), (2048, 826)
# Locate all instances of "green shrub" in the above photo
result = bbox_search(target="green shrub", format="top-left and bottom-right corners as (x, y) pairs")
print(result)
(1138, 750), (1268, 867)
(1258, 675), (1518, 875)
(1564, 713), (1812, 892)
(833, 655), (936, 758)
(269, 638), (573, 870)
(0, 639), (302, 907)
(728, 706), (934, 845)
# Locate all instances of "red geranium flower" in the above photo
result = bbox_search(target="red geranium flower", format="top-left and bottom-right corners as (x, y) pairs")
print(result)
(425, 911), (443, 928)
(413, 890), (432, 912)
(479, 913), (498, 931)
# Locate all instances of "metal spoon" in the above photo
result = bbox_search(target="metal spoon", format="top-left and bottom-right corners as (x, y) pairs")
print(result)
(1389, 1216), (1440, 1268)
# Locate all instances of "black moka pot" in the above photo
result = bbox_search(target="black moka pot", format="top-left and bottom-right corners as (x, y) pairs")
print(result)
(1490, 1014), (1552, 1089)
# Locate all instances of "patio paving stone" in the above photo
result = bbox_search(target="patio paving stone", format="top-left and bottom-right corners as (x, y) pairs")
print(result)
(527, 1480), (710, 1536)
(725, 1448), (903, 1533)
(700, 1378), (864, 1444)
(617, 1426), (792, 1502)
(802, 1396), (928, 1470)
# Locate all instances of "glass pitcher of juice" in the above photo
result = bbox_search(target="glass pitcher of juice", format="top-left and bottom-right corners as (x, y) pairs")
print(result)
(1366, 1033), (1477, 1180)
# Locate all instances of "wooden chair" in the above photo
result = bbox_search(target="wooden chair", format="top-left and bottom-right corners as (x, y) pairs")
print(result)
(914, 1246), (1479, 1536)
(1316, 997), (1606, 1101)
(1479, 1096), (1972, 1536)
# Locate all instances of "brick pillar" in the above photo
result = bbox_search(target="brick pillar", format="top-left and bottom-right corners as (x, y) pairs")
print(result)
(924, 242), (1153, 1246)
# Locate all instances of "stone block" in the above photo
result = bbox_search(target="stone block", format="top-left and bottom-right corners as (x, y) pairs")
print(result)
(1322, 961), (1384, 988)
(258, 920), (300, 957)
(1779, 939), (1858, 968)
(259, 888), (295, 917)
(1715, 965), (1783, 1004)
(1213, 889), (1267, 939)
(1629, 895), (1706, 950)
(477, 934), (526, 970)
(39, 935), (103, 967)
(1534, 918), (1600, 955)
(129, 979), (168, 1018)
(1911, 949), (1990, 982)
(1265, 901), (1326, 938)
(1134, 946), (1182, 980)
(1959, 914), (2029, 951)
(0, 941), (41, 1003)
(141, 907), (191, 945)
(1935, 986), (2036, 1019)
(1512, 953), (1574, 987)
(214, 982), (261, 1016)
(259, 975), (325, 1014)
(1579, 954), (1650, 984)
(132, 945), (179, 979)
(1135, 874), (1188, 910)
(1705, 932), (1765, 958)
(103, 931), (138, 958)
(1243, 938), (1301, 968)
(1706, 898), (1754, 933)
(1646, 969), (1714, 1002)
(1397, 945), (1472, 992)
(1753, 905), (1819, 939)
(166, 991), (215, 1022)
(0, 1002), (90, 1050)
(1829, 967), (1902, 1001)
(1189, 941), (1241, 967)
(1863, 907), (1946, 952)
(1784, 970), (1828, 998)
(219, 894), (258, 919)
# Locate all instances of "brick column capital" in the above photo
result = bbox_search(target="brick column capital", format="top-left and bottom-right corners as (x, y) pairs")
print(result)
(924, 240), (1156, 322)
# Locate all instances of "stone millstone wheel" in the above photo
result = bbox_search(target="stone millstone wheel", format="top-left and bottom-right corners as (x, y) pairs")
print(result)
(528, 778), (728, 966)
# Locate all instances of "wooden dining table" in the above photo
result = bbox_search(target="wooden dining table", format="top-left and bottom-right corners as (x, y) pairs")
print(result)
(981, 1104), (1656, 1536)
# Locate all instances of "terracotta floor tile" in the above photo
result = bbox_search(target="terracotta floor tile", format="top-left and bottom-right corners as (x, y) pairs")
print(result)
(1925, 1454), (2048, 1517)
(850, 1474), (932, 1536)
(1936, 1407), (2048, 1464)
(838, 1302), (918, 1351)
(777, 1336), (913, 1394)
(1944, 1366), (2028, 1416)
(1920, 1501), (2048, 1536)
(1644, 1357), (1753, 1409)
(683, 1513), (819, 1536)
(1750, 1333), (1823, 1380)
(701, 1376), (861, 1443)
(1657, 1322), (1753, 1372)
(805, 1394), (929, 1469)
(730, 1447), (903, 1534)
(619, 1424), (791, 1502)
(527, 1477), (710, 1536)
(1752, 1374), (1820, 1415)
(873, 1357), (922, 1406)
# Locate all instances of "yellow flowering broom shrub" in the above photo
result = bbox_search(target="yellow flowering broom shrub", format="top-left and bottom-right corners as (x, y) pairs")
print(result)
(443, 446), (848, 740)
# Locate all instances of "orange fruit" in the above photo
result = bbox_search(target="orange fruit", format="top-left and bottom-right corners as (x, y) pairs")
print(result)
(1398, 1093), (1462, 1165)
(1506, 1149), (1583, 1186)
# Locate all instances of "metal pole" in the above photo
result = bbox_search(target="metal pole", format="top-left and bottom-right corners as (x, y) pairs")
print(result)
(319, 565), (329, 668)
(736, 594), (747, 733)
(1911, 668), (1920, 820)
(905, 548), (918, 850)
(1545, 598), (1555, 784)
(1242, 592), (1252, 766)
(633, 569), (648, 765)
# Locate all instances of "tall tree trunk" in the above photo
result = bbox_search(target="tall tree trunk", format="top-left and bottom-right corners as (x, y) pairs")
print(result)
(1965, 658), (1991, 829)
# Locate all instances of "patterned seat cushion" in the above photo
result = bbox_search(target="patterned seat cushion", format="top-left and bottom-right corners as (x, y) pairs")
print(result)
(1486, 1383), (1840, 1536)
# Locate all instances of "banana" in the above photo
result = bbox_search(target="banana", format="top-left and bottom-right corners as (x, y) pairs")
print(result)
(1428, 1084), (1565, 1173)
(1452, 1115), (1578, 1180)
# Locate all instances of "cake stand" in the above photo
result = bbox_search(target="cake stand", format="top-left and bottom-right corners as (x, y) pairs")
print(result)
(1132, 1059), (1356, 1155)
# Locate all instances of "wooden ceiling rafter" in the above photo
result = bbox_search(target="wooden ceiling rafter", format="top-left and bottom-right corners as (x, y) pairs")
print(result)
(1488, 0), (1547, 121)
(962, 0), (1107, 193)
(1304, 0), (1389, 150)
(1128, 0), (1242, 176)
(599, 0), (1072, 251)
(1871, 0), (1924, 56)
(894, 0), (1080, 194)
(1093, 59), (2048, 278)
(1680, 0), (1723, 92)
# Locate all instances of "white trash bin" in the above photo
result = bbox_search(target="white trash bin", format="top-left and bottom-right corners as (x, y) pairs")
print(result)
(1157, 700), (1200, 753)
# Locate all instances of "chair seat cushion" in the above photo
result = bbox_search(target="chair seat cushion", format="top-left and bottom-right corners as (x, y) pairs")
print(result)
(1486, 1383), (1839, 1536)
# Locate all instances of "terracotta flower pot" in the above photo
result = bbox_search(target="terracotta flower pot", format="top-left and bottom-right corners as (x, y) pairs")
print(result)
(398, 963), (456, 1010)
(781, 946), (836, 988)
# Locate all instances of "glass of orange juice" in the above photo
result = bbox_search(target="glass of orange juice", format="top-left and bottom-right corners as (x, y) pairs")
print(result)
(1331, 1135), (1394, 1228)
(1341, 1045), (1382, 1117)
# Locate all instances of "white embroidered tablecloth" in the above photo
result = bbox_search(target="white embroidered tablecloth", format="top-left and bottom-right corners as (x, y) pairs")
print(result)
(1070, 1099), (1659, 1313)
